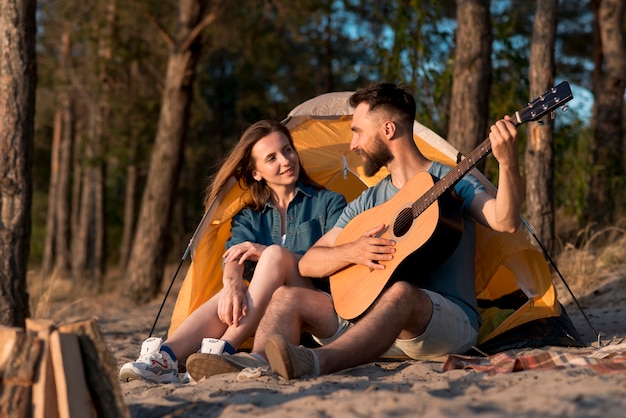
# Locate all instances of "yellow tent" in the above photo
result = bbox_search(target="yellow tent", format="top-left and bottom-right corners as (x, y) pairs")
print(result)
(169, 92), (582, 353)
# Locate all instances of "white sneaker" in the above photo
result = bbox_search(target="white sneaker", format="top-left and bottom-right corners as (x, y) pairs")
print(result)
(119, 337), (179, 384)
(182, 338), (229, 383)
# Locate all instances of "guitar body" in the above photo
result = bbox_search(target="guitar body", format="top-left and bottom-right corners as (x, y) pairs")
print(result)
(330, 171), (464, 320)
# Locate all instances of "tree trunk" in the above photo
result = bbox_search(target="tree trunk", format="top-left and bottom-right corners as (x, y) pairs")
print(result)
(71, 132), (83, 272)
(71, 2), (117, 287)
(0, 0), (37, 327)
(41, 110), (62, 280)
(524, 0), (558, 255)
(124, 0), (216, 302)
(447, 0), (492, 165)
(588, 0), (626, 226)
(54, 31), (74, 278)
(118, 60), (141, 272)
(118, 142), (138, 271)
(43, 30), (74, 280)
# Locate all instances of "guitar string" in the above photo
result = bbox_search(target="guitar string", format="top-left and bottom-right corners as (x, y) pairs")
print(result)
(392, 143), (493, 237)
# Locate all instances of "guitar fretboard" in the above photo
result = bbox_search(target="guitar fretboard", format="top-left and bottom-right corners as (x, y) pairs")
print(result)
(410, 138), (492, 218)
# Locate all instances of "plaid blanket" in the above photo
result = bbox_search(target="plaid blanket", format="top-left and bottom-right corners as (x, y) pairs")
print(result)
(443, 342), (626, 374)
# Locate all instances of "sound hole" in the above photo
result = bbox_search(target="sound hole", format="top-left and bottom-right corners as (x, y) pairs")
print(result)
(393, 207), (413, 237)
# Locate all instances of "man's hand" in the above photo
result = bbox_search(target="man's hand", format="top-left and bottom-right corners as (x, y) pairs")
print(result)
(489, 116), (519, 169)
(351, 224), (396, 270)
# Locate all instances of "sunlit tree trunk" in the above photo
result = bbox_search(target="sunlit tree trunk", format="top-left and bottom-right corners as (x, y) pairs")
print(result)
(124, 0), (226, 302)
(43, 29), (74, 280)
(447, 0), (492, 166)
(0, 0), (37, 327)
(525, 0), (558, 254)
(54, 33), (74, 278)
(42, 109), (61, 279)
(588, 0), (626, 226)
(118, 56), (139, 271)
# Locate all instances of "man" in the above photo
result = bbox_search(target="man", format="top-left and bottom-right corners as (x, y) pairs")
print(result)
(186, 82), (522, 380)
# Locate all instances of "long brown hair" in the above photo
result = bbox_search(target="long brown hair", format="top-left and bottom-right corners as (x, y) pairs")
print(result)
(203, 120), (322, 211)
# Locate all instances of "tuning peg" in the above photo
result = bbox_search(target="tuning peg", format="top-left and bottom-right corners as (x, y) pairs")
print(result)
(551, 111), (556, 120)
(561, 105), (569, 112)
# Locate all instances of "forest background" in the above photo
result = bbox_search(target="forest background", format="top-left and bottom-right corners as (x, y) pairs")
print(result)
(1, 0), (624, 327)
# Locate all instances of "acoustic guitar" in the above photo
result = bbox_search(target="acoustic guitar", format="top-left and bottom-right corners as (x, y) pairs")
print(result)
(330, 81), (574, 320)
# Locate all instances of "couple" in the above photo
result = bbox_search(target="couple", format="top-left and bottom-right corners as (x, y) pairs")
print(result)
(120, 82), (522, 383)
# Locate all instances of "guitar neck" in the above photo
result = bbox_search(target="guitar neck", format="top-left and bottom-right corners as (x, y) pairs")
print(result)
(424, 111), (526, 212)
(418, 137), (492, 214)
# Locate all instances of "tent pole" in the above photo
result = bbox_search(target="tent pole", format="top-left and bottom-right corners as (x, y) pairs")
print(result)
(521, 218), (601, 344)
(148, 247), (190, 338)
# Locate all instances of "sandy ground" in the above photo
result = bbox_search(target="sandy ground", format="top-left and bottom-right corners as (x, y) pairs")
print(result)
(36, 263), (626, 418)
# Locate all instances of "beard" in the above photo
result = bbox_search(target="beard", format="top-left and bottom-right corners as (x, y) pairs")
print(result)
(361, 133), (394, 177)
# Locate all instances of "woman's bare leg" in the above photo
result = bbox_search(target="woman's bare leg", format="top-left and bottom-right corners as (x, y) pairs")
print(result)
(220, 245), (315, 348)
(164, 295), (227, 360)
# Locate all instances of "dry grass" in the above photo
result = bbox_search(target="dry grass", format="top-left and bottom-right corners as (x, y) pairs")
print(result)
(28, 267), (127, 322)
(27, 264), (183, 326)
(555, 220), (626, 306)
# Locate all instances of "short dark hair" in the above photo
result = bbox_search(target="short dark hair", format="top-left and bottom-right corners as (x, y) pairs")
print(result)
(349, 82), (416, 128)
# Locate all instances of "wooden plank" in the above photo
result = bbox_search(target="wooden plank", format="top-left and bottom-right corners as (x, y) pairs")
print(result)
(26, 318), (60, 418)
(59, 319), (130, 418)
(0, 332), (43, 418)
(0, 325), (24, 371)
(49, 330), (95, 418)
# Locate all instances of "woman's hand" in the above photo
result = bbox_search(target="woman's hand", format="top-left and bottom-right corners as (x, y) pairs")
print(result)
(217, 279), (248, 327)
(222, 241), (266, 264)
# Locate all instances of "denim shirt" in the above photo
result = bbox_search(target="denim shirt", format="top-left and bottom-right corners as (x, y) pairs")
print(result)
(226, 181), (346, 256)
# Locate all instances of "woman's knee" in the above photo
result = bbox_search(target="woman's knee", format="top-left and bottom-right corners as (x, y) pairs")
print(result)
(257, 245), (295, 269)
(258, 245), (290, 261)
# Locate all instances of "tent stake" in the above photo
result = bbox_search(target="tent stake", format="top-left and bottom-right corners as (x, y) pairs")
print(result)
(521, 218), (601, 343)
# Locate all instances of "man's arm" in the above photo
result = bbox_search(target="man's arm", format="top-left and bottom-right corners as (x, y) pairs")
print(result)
(471, 117), (524, 233)
(299, 224), (396, 278)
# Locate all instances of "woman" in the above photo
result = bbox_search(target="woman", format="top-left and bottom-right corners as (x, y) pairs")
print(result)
(119, 120), (346, 384)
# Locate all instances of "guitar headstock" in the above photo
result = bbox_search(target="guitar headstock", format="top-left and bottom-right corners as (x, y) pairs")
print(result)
(514, 81), (573, 126)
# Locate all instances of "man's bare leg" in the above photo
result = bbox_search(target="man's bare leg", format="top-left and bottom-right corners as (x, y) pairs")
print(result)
(264, 281), (433, 378)
(252, 286), (341, 357)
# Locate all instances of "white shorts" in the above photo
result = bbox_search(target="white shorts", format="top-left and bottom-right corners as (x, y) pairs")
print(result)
(314, 289), (477, 360)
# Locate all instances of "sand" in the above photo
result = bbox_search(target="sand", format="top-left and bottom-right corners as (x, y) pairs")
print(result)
(37, 264), (626, 418)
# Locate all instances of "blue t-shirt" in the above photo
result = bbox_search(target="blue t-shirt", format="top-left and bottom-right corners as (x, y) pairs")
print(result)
(227, 181), (347, 286)
(334, 162), (486, 331)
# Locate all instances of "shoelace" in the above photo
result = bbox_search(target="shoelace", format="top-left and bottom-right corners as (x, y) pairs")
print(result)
(137, 351), (161, 362)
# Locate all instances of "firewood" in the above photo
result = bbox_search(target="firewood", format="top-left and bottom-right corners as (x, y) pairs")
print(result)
(0, 325), (24, 371)
(49, 330), (95, 417)
(0, 331), (43, 418)
(59, 319), (130, 418)
(26, 319), (59, 418)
